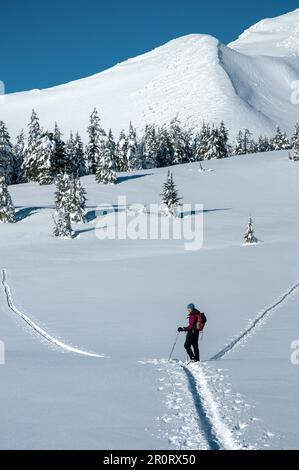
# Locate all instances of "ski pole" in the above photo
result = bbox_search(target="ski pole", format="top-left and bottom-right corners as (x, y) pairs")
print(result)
(168, 332), (180, 361)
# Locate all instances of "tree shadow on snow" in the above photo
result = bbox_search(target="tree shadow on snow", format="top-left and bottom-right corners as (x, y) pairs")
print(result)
(180, 208), (231, 218)
(15, 207), (40, 222)
(117, 173), (153, 184)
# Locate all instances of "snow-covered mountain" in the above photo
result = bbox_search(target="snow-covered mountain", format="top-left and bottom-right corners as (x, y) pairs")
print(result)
(1, 9), (299, 139)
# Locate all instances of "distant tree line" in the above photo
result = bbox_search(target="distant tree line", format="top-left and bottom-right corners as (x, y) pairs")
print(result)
(0, 108), (297, 188)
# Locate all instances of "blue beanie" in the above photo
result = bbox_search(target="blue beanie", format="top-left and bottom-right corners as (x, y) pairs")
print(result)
(187, 303), (195, 310)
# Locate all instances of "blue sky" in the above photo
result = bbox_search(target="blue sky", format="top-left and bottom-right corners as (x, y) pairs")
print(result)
(1, 0), (297, 93)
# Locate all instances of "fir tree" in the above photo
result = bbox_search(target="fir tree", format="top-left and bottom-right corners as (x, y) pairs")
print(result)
(169, 117), (186, 165)
(257, 136), (271, 153)
(116, 130), (128, 172)
(51, 123), (67, 176)
(156, 125), (173, 168)
(291, 121), (299, 161)
(0, 121), (14, 185)
(74, 132), (87, 176)
(244, 216), (258, 245)
(160, 170), (182, 217)
(204, 125), (228, 160)
(127, 122), (142, 170)
(0, 175), (15, 223)
(69, 176), (87, 223)
(37, 132), (55, 185)
(12, 130), (25, 184)
(272, 127), (290, 150)
(141, 124), (157, 169)
(86, 108), (106, 174)
(24, 110), (42, 182)
(53, 209), (73, 238)
(193, 123), (210, 161)
(95, 130), (117, 184)
(234, 129), (254, 155)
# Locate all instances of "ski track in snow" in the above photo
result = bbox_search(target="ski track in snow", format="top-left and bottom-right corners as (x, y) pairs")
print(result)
(182, 364), (241, 450)
(210, 280), (299, 361)
(1, 268), (105, 358)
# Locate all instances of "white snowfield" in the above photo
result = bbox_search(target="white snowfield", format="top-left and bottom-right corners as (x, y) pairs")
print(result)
(2, 9), (299, 139)
(0, 150), (299, 449)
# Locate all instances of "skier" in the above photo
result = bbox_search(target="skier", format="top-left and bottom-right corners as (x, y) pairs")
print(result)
(178, 304), (207, 362)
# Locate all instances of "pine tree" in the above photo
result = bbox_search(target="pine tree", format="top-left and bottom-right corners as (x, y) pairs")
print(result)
(12, 130), (25, 184)
(116, 130), (128, 172)
(53, 173), (73, 238)
(244, 216), (258, 245)
(95, 130), (117, 184)
(65, 132), (79, 176)
(51, 123), (67, 176)
(37, 132), (55, 185)
(233, 129), (254, 155)
(74, 132), (87, 176)
(156, 125), (173, 168)
(127, 122), (142, 170)
(141, 124), (157, 169)
(257, 136), (271, 153)
(0, 175), (15, 223)
(160, 170), (182, 217)
(86, 108), (106, 174)
(292, 121), (299, 149)
(53, 209), (73, 238)
(69, 176), (87, 222)
(169, 117), (186, 165)
(24, 110), (42, 182)
(193, 123), (210, 161)
(204, 125), (228, 160)
(272, 127), (290, 150)
(0, 121), (14, 185)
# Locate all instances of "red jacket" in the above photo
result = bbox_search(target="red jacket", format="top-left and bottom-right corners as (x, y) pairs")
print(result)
(186, 309), (206, 332)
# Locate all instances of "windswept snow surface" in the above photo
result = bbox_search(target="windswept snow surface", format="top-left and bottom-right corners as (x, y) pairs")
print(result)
(0, 151), (299, 449)
(2, 10), (299, 138)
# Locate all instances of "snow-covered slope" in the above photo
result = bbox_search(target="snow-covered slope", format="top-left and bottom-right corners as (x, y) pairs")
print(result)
(229, 8), (299, 56)
(0, 151), (299, 449)
(1, 9), (299, 140)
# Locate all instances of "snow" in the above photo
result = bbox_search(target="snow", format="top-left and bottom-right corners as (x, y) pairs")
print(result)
(2, 10), (299, 139)
(0, 150), (299, 449)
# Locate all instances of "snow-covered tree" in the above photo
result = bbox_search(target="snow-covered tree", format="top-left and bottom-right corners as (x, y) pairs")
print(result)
(291, 121), (299, 161)
(116, 130), (128, 172)
(233, 129), (254, 156)
(37, 132), (55, 185)
(69, 176), (87, 222)
(193, 123), (210, 161)
(156, 125), (173, 168)
(86, 108), (106, 174)
(0, 121), (14, 185)
(24, 110), (42, 182)
(95, 130), (117, 184)
(160, 170), (182, 217)
(0, 175), (15, 223)
(127, 122), (142, 170)
(257, 136), (271, 153)
(271, 127), (290, 150)
(65, 132), (83, 176)
(53, 209), (73, 238)
(203, 125), (228, 160)
(141, 124), (157, 169)
(169, 117), (186, 165)
(74, 132), (87, 176)
(12, 130), (25, 184)
(244, 216), (258, 245)
(51, 123), (67, 176)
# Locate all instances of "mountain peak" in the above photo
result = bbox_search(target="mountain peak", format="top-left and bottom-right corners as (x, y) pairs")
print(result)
(229, 8), (299, 56)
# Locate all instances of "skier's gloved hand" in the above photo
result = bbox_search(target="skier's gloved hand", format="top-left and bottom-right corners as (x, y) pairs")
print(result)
(178, 327), (184, 332)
